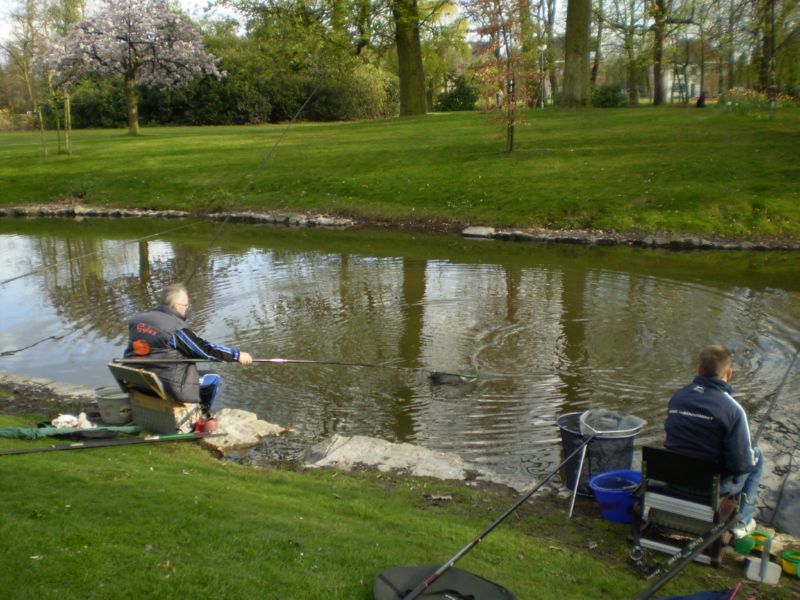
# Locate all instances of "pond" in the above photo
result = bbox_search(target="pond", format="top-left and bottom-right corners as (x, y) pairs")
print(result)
(1, 218), (798, 532)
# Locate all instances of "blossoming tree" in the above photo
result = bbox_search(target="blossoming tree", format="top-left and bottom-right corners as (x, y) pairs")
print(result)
(58, 0), (221, 135)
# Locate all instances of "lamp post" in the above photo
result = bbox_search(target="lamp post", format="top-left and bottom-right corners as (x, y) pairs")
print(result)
(538, 44), (548, 109)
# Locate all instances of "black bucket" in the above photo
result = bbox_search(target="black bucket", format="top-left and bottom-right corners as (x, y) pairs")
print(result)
(557, 411), (640, 496)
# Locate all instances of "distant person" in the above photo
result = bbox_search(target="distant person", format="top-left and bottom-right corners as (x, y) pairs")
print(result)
(664, 345), (763, 538)
(696, 92), (706, 108)
(124, 283), (253, 417)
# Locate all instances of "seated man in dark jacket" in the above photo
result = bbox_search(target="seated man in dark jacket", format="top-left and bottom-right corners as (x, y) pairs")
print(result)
(665, 345), (763, 538)
(124, 283), (253, 416)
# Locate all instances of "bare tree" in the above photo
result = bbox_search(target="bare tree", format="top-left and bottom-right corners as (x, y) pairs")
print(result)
(467, 0), (533, 151)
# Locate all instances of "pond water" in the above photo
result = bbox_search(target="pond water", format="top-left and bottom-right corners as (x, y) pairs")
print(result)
(1, 218), (798, 532)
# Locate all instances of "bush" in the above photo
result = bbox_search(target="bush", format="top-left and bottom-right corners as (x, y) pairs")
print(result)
(69, 75), (127, 128)
(304, 62), (398, 121)
(592, 83), (627, 108)
(435, 75), (479, 111)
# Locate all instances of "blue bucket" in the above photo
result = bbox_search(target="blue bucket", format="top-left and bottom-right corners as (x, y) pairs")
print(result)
(589, 470), (642, 524)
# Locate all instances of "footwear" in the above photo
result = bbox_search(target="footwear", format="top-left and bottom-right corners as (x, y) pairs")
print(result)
(731, 518), (756, 539)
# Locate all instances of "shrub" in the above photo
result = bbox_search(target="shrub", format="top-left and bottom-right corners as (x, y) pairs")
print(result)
(435, 75), (479, 111)
(304, 62), (398, 121)
(69, 74), (127, 128)
(591, 83), (627, 108)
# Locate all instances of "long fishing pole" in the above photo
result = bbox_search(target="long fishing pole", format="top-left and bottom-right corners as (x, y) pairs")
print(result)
(112, 357), (476, 384)
(399, 434), (596, 600)
(753, 346), (799, 445)
(183, 83), (318, 286)
(0, 431), (224, 456)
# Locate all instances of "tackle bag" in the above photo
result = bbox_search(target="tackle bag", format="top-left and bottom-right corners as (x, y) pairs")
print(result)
(374, 565), (517, 600)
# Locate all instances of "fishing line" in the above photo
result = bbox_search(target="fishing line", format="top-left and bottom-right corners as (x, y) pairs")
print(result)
(752, 346), (799, 445)
(768, 421), (800, 527)
(0, 335), (65, 357)
(0, 220), (198, 287)
(183, 85), (318, 286)
(2, 83), (319, 358)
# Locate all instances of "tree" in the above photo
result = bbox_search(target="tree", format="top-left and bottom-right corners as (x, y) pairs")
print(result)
(604, 0), (649, 104)
(57, 0), (220, 135)
(468, 0), (534, 151)
(0, 0), (48, 152)
(561, 0), (592, 106)
(393, 0), (428, 115)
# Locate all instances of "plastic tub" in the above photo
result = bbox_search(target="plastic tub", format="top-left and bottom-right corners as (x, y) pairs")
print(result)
(781, 550), (800, 576)
(557, 412), (643, 496)
(95, 386), (132, 425)
(589, 469), (642, 524)
(751, 531), (770, 552)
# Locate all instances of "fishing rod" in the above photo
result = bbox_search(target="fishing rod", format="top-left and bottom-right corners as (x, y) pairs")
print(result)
(395, 433), (597, 600)
(0, 431), (224, 456)
(753, 346), (799, 445)
(112, 357), (476, 384)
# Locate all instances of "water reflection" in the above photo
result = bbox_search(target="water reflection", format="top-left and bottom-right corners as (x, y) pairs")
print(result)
(0, 219), (798, 530)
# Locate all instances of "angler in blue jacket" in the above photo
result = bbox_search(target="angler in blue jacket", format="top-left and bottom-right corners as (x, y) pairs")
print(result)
(124, 283), (253, 416)
(665, 345), (763, 538)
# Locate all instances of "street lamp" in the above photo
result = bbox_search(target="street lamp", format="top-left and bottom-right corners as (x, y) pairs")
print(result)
(538, 44), (548, 109)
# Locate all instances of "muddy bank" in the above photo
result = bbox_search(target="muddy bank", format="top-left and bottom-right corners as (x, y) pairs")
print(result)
(2, 204), (798, 250)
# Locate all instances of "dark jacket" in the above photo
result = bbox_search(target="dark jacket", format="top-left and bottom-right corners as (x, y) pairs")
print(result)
(664, 374), (757, 476)
(124, 304), (240, 403)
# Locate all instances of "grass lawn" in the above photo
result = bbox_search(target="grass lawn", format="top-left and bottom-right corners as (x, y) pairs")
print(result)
(1, 107), (799, 240)
(0, 411), (796, 599)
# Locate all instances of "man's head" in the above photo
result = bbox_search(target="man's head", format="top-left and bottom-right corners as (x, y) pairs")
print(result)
(697, 345), (734, 381)
(161, 283), (190, 317)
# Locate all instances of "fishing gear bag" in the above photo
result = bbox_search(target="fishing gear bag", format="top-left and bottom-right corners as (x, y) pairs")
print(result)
(374, 565), (517, 600)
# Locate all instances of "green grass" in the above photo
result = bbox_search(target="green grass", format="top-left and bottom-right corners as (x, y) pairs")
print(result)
(0, 413), (796, 599)
(1, 107), (800, 239)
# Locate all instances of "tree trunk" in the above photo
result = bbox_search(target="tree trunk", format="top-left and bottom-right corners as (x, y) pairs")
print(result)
(591, 0), (604, 86)
(37, 103), (48, 158)
(653, 16), (666, 105)
(545, 0), (558, 103)
(64, 90), (72, 155)
(727, 0), (736, 90)
(392, 0), (427, 116)
(699, 26), (706, 95)
(125, 72), (140, 135)
(626, 36), (639, 104)
(506, 80), (515, 152)
(756, 0), (774, 92)
(561, 0), (592, 106)
(355, 0), (371, 55)
(518, 0), (535, 106)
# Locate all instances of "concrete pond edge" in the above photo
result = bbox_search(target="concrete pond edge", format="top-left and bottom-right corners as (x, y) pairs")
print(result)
(2, 204), (798, 250)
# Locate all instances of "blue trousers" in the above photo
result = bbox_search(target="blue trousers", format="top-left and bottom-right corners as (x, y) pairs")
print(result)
(199, 373), (221, 415)
(720, 447), (763, 525)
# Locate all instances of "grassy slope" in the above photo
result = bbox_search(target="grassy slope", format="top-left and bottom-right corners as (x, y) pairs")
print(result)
(0, 412), (795, 599)
(1, 107), (799, 239)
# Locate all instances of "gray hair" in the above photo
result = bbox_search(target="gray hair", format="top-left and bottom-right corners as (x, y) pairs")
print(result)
(160, 283), (188, 307)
